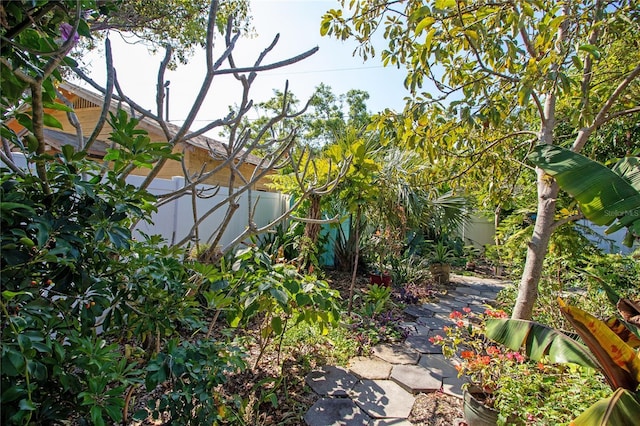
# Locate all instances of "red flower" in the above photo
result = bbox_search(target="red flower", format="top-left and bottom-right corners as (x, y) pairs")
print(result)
(450, 310), (463, 319)
(429, 335), (444, 344)
(486, 346), (501, 355)
(485, 309), (508, 318)
(463, 307), (471, 313)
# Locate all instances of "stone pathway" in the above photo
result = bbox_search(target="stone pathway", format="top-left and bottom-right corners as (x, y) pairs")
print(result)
(303, 275), (510, 426)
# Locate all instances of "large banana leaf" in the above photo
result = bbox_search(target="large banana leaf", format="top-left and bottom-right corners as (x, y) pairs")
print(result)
(528, 145), (640, 245)
(571, 388), (640, 426)
(485, 318), (599, 369)
(558, 299), (640, 392)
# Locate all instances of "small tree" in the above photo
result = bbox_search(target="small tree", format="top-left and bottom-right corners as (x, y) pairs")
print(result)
(322, 0), (640, 319)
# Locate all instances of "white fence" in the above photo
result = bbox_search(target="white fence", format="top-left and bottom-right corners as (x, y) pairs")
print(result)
(5, 153), (634, 254)
(5, 153), (290, 248)
(129, 175), (289, 247)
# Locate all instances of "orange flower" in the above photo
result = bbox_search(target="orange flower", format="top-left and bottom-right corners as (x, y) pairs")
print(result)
(461, 350), (475, 359)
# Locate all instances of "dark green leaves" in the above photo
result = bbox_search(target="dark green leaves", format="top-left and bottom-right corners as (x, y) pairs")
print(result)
(529, 145), (640, 245)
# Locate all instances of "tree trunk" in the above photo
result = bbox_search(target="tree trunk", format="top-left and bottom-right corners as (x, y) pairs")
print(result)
(511, 169), (559, 319)
(348, 205), (362, 314)
(512, 61), (559, 319)
(304, 194), (322, 244)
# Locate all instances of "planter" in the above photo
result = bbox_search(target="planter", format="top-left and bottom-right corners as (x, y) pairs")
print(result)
(369, 273), (392, 287)
(463, 390), (498, 426)
(429, 263), (451, 284)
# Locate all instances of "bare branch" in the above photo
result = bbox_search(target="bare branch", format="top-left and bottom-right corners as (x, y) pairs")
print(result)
(0, 149), (26, 177)
(551, 213), (584, 231)
(572, 62), (640, 152)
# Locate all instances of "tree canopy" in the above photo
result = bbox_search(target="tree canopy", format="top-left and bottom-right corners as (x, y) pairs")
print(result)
(322, 0), (640, 319)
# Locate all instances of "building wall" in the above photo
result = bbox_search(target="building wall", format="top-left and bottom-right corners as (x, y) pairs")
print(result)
(41, 105), (273, 190)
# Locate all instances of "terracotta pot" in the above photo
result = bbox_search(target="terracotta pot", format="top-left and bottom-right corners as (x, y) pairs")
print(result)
(463, 390), (498, 426)
(429, 263), (451, 284)
(369, 273), (392, 287)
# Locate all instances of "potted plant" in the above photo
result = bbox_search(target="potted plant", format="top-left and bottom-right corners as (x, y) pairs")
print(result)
(428, 240), (455, 284)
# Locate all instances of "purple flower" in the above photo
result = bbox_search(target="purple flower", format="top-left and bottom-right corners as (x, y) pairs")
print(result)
(59, 23), (80, 45)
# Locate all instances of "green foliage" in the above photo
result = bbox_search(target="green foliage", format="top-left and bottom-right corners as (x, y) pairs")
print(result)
(213, 246), (342, 365)
(493, 361), (610, 426)
(494, 250), (639, 329)
(105, 110), (181, 173)
(485, 299), (640, 425)
(0, 112), (230, 425)
(0, 155), (161, 424)
(360, 283), (393, 316)
(388, 251), (431, 286)
(428, 240), (456, 265)
(142, 338), (245, 425)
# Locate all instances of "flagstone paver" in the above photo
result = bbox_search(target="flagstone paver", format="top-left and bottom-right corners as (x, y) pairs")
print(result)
(403, 305), (435, 318)
(303, 274), (509, 426)
(304, 398), (371, 426)
(305, 365), (359, 397)
(420, 303), (451, 314)
(415, 316), (450, 330)
(404, 335), (443, 354)
(418, 354), (459, 379)
(390, 364), (443, 394)
(372, 343), (420, 365)
(349, 356), (393, 380)
(350, 379), (416, 419)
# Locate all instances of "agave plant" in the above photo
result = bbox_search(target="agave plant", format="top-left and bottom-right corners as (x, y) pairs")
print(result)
(485, 298), (640, 425)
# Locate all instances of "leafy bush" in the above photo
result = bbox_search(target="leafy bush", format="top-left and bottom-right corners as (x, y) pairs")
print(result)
(0, 141), (238, 424)
(141, 338), (245, 425)
(494, 361), (609, 425)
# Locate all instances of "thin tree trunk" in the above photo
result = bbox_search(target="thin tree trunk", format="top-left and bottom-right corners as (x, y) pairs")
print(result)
(512, 168), (560, 319)
(348, 205), (362, 314)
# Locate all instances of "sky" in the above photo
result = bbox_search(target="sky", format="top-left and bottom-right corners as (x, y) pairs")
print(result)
(78, 0), (413, 131)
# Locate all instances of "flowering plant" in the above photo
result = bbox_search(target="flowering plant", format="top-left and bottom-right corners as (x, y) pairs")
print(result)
(430, 307), (526, 408)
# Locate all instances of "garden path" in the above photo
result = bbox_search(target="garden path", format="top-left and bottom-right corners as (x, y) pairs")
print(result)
(303, 274), (510, 426)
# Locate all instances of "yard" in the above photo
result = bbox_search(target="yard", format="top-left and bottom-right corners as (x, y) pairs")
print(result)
(2, 1), (639, 425)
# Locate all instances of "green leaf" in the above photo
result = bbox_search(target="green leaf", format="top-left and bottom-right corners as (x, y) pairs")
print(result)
(415, 17), (436, 35)
(572, 388), (640, 425)
(528, 145), (640, 244)
(1, 202), (36, 216)
(271, 316), (283, 335)
(43, 113), (64, 130)
(77, 19), (92, 38)
(485, 318), (599, 369)
(434, 0), (456, 9)
(579, 44), (602, 60)
(19, 398), (37, 411)
(42, 101), (73, 112)
(269, 288), (288, 306)
(2, 290), (32, 300)
(571, 55), (583, 70)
